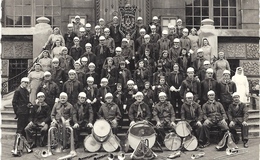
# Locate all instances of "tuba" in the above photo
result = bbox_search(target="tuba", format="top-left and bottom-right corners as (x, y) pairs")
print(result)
(11, 133), (33, 157)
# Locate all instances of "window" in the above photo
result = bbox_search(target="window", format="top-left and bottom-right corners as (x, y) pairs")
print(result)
(185, 0), (237, 29)
(4, 0), (61, 28)
(160, 16), (178, 31)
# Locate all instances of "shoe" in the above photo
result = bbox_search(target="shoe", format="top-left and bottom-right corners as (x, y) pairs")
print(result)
(204, 141), (210, 147)
(29, 143), (36, 149)
(191, 152), (205, 159)
(244, 142), (249, 148)
(167, 151), (181, 159)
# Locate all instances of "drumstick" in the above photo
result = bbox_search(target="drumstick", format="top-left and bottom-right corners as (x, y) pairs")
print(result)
(78, 153), (98, 160)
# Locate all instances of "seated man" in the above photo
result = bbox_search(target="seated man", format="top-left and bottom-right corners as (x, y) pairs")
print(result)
(25, 92), (51, 148)
(228, 92), (249, 148)
(73, 92), (94, 148)
(201, 90), (229, 148)
(181, 92), (203, 147)
(98, 93), (122, 135)
(129, 92), (151, 126)
(153, 92), (176, 142)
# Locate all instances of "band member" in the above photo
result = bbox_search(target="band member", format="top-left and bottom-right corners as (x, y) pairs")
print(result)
(98, 93), (122, 135)
(153, 75), (170, 103)
(129, 92), (151, 126)
(135, 17), (146, 40)
(169, 38), (182, 63)
(201, 90), (229, 148)
(124, 80), (138, 112)
(117, 61), (132, 90)
(200, 68), (218, 105)
(153, 92), (176, 142)
(197, 60), (216, 81)
(177, 48), (192, 73)
(113, 83), (125, 121)
(167, 25), (178, 48)
(217, 70), (237, 111)
(152, 62), (167, 86)
(228, 92), (249, 148)
(97, 78), (111, 105)
(25, 92), (51, 148)
(168, 63), (185, 118)
(36, 71), (60, 109)
(69, 37), (84, 61)
(101, 57), (117, 92)
(134, 60), (149, 91)
(91, 25), (101, 51)
(157, 30), (171, 57)
(63, 69), (83, 105)
(64, 23), (77, 51)
(94, 36), (110, 74)
(175, 19), (184, 38)
(147, 16), (162, 35)
(113, 47), (125, 68)
(104, 28), (115, 55)
(109, 16), (122, 48)
(50, 58), (66, 89)
(73, 92), (94, 148)
(193, 48), (206, 74)
(72, 15), (84, 37)
(74, 61), (87, 86)
(138, 34), (154, 60)
(81, 43), (96, 64)
(180, 67), (201, 103)
(181, 92), (203, 145)
(80, 57), (89, 73)
(180, 28), (191, 51)
(142, 81), (154, 111)
(59, 47), (75, 74)
(135, 28), (146, 55)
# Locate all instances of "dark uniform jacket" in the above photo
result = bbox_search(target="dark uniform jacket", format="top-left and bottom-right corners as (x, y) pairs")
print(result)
(152, 71), (167, 86)
(51, 66), (66, 86)
(51, 101), (75, 121)
(98, 102), (122, 121)
(64, 31), (77, 51)
(109, 24), (122, 46)
(29, 102), (51, 124)
(101, 66), (118, 88)
(84, 84), (98, 101)
(69, 45), (84, 61)
(200, 78), (218, 102)
(63, 79), (83, 105)
(177, 55), (192, 73)
(138, 43), (155, 60)
(85, 71), (100, 85)
(169, 47), (182, 63)
(180, 77), (201, 101)
(76, 70), (87, 87)
(124, 88), (138, 107)
(192, 57), (206, 74)
(90, 34), (101, 50)
(129, 101), (151, 122)
(167, 71), (185, 89)
(117, 68), (132, 89)
(94, 45), (110, 67)
(198, 68), (216, 81)
(73, 101), (94, 125)
(180, 36), (191, 51)
(135, 36), (145, 52)
(167, 33), (179, 47)
(227, 102), (249, 122)
(202, 100), (227, 122)
(181, 101), (202, 122)
(59, 55), (74, 74)
(217, 80), (236, 104)
(80, 52), (96, 64)
(12, 86), (30, 115)
(142, 88), (154, 108)
(97, 86), (111, 103)
(153, 101), (175, 123)
(153, 84), (170, 102)
(134, 68), (149, 89)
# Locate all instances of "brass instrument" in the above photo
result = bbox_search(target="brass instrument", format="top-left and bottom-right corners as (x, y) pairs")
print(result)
(11, 133), (33, 157)
(213, 148), (249, 159)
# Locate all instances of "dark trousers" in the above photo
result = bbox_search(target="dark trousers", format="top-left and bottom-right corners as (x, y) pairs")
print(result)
(202, 120), (229, 143)
(74, 124), (92, 143)
(189, 121), (203, 144)
(229, 118), (249, 143)
(170, 92), (182, 118)
(155, 121), (174, 144)
(17, 114), (29, 136)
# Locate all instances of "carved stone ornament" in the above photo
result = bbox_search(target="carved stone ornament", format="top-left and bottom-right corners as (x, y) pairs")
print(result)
(119, 3), (137, 37)
(240, 60), (259, 76)
(2, 41), (33, 59)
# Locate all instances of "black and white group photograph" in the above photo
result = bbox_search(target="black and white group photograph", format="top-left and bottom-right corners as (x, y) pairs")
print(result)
(1, 0), (259, 159)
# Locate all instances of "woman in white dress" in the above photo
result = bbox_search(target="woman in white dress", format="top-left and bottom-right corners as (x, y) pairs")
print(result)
(231, 67), (249, 103)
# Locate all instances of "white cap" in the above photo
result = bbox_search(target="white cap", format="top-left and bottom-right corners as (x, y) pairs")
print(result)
(78, 92), (87, 98)
(44, 71), (51, 76)
(87, 76), (94, 82)
(21, 77), (29, 83)
(232, 92), (240, 97)
(60, 92), (68, 97)
(104, 28), (110, 32)
(81, 57), (88, 62)
(52, 58), (59, 62)
(187, 67), (194, 72)
(177, 19), (182, 22)
(122, 38), (128, 42)
(88, 62), (95, 67)
(223, 70), (231, 75)
(127, 80), (134, 85)
(137, 17), (143, 20)
(197, 48), (204, 53)
(219, 52), (225, 55)
(152, 16), (159, 20)
(173, 38), (180, 43)
(150, 25), (156, 29)
(99, 18), (105, 22)
(101, 78), (108, 82)
(37, 92), (45, 97)
(144, 34), (150, 38)
(75, 15), (80, 19)
(139, 28), (146, 33)
(203, 61), (210, 65)
(62, 47), (68, 51)
(207, 90), (215, 95)
(85, 23), (91, 27)
(73, 37), (80, 41)
(99, 36), (105, 40)
(158, 92), (167, 97)
(116, 47), (122, 51)
(105, 93), (113, 98)
(113, 16), (118, 19)
(85, 43), (92, 47)
(135, 91), (143, 97)
(95, 25), (101, 29)
(79, 27), (85, 32)
(186, 92), (193, 97)
(162, 30), (168, 34)
(183, 28), (189, 32)
(67, 23), (73, 27)
(206, 68), (214, 73)
(68, 69), (76, 74)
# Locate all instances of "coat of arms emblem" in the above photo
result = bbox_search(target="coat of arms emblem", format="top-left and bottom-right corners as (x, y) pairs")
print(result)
(119, 4), (137, 37)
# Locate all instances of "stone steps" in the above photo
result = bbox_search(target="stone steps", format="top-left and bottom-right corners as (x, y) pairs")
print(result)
(1, 117), (17, 125)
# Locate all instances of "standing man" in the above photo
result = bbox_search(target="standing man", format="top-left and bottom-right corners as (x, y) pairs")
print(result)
(109, 16), (122, 47)
(72, 15), (84, 37)
(64, 23), (77, 51)
(94, 36), (110, 74)
(228, 92), (249, 148)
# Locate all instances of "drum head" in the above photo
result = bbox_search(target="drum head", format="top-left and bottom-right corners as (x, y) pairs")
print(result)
(175, 121), (191, 137)
(102, 134), (120, 152)
(183, 135), (198, 151)
(164, 132), (182, 151)
(128, 122), (156, 149)
(84, 135), (101, 152)
(93, 119), (111, 137)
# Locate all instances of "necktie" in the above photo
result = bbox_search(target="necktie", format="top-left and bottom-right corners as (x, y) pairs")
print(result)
(100, 45), (104, 54)
(79, 104), (84, 120)
(37, 103), (42, 113)
(183, 56), (187, 69)
(122, 70), (126, 84)
(190, 104), (194, 118)
(175, 73), (178, 84)
(208, 79), (212, 90)
(104, 87), (107, 96)
(114, 26), (117, 34)
(225, 81), (230, 93)
(140, 69), (144, 79)
(198, 59), (201, 69)
(90, 87), (94, 98)
(137, 103), (143, 118)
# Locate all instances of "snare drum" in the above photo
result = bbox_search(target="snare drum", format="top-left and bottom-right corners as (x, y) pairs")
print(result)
(102, 134), (121, 152)
(127, 121), (156, 150)
(183, 135), (198, 151)
(164, 132), (182, 151)
(84, 134), (101, 152)
(93, 119), (111, 142)
(175, 121), (192, 137)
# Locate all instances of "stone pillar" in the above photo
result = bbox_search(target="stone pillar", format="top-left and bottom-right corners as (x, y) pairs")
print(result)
(198, 19), (218, 60)
(33, 17), (52, 59)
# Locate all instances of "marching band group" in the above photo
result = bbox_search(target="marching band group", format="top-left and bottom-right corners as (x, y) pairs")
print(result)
(12, 15), (250, 155)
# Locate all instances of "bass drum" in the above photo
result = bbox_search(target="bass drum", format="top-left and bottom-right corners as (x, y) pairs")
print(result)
(175, 121), (192, 137)
(183, 135), (198, 151)
(164, 132), (182, 151)
(93, 119), (111, 142)
(102, 134), (121, 152)
(127, 121), (156, 150)
(84, 134), (101, 152)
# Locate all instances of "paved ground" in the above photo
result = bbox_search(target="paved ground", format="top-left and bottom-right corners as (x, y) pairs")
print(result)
(1, 137), (259, 160)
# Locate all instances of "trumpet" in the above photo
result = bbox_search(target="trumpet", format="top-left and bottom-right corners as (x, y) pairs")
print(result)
(226, 148), (248, 156)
